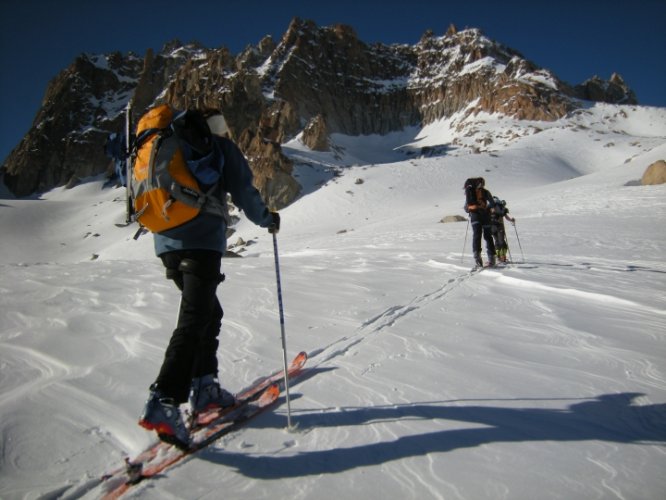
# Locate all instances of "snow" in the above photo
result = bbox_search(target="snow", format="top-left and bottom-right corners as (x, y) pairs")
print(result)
(458, 56), (506, 76)
(1, 104), (665, 500)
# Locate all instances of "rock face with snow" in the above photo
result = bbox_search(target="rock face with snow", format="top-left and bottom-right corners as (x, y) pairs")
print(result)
(1, 18), (638, 203)
(1, 44), (197, 197)
(575, 73), (637, 105)
(2, 52), (142, 196)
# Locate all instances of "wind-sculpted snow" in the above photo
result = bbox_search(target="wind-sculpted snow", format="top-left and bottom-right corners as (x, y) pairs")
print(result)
(1, 104), (665, 499)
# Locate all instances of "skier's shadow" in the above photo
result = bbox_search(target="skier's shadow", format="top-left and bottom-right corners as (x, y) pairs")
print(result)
(199, 391), (666, 478)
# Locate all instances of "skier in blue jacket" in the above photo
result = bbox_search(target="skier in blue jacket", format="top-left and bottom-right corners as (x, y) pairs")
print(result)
(138, 115), (279, 449)
(490, 196), (515, 263)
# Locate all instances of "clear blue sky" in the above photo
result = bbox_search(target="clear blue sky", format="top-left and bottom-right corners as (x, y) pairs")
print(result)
(1, 0), (665, 165)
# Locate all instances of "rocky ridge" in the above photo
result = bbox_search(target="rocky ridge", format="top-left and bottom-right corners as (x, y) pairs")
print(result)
(1, 18), (637, 207)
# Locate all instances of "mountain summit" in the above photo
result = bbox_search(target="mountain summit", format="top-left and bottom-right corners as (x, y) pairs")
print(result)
(1, 19), (636, 203)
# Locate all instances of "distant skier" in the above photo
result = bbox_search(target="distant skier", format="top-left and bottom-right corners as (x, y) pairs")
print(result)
(103, 132), (128, 186)
(464, 177), (496, 267)
(136, 107), (280, 450)
(490, 196), (515, 263)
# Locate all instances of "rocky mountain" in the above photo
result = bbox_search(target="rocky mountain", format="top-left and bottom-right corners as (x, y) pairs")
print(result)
(1, 18), (637, 207)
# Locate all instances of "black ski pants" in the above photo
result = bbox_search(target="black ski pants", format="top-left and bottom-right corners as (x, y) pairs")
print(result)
(492, 222), (508, 253)
(154, 249), (225, 403)
(470, 210), (495, 257)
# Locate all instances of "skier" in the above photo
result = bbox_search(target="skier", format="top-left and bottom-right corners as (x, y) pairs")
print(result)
(490, 196), (515, 263)
(103, 132), (127, 186)
(464, 177), (496, 267)
(137, 111), (280, 449)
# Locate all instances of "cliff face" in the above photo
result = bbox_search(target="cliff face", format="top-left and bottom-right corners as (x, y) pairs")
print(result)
(3, 52), (142, 196)
(2, 43), (198, 197)
(1, 19), (637, 205)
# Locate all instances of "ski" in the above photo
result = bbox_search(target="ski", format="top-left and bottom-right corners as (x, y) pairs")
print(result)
(101, 384), (280, 499)
(99, 351), (307, 496)
(471, 262), (511, 272)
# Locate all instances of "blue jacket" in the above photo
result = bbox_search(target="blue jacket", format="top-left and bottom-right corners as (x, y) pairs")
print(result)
(153, 136), (273, 256)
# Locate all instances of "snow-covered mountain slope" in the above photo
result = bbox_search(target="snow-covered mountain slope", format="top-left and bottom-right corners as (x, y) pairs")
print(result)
(1, 104), (665, 500)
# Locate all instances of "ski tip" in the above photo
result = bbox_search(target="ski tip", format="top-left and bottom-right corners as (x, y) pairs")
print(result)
(294, 351), (308, 366)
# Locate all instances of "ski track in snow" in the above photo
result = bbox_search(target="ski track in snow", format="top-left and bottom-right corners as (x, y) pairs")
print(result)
(311, 256), (665, 393)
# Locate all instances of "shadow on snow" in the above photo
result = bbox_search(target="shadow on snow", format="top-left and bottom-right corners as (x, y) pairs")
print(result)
(199, 391), (666, 478)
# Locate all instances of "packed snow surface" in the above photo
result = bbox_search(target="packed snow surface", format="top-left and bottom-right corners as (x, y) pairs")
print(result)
(1, 103), (665, 499)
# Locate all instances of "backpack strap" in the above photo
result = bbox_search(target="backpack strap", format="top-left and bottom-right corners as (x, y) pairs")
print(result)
(135, 127), (162, 150)
(475, 187), (488, 210)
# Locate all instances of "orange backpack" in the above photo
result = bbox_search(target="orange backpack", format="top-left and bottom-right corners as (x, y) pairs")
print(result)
(130, 105), (226, 233)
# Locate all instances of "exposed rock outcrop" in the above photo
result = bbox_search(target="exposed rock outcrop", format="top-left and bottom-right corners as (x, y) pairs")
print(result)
(641, 160), (666, 185)
(574, 73), (638, 105)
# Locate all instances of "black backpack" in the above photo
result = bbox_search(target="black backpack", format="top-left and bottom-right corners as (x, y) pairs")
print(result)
(493, 196), (507, 216)
(463, 177), (486, 212)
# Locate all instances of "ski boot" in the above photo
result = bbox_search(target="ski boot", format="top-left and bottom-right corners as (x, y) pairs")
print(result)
(138, 386), (190, 450)
(473, 252), (483, 269)
(189, 374), (236, 414)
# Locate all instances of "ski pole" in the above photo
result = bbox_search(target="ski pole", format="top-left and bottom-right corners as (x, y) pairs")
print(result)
(513, 223), (525, 262)
(124, 100), (133, 224)
(461, 217), (470, 263)
(271, 230), (294, 429)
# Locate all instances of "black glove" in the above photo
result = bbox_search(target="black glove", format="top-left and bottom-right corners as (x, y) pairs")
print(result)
(268, 212), (280, 234)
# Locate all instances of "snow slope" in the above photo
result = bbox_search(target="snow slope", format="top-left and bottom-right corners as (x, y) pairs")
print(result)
(1, 103), (665, 500)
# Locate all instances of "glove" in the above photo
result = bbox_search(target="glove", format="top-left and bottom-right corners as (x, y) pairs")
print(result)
(268, 212), (280, 234)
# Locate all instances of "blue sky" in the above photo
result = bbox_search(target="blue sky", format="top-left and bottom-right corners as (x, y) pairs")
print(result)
(1, 0), (665, 166)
